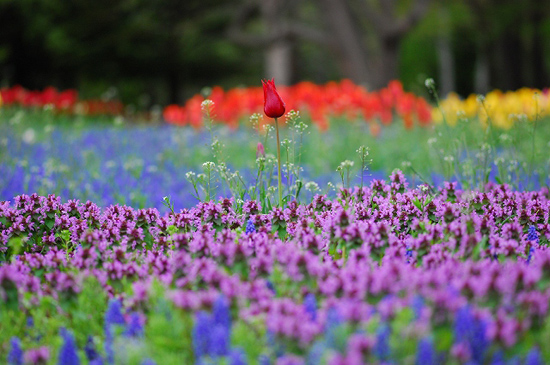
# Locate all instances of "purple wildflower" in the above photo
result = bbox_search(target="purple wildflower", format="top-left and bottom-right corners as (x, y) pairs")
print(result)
(23, 346), (50, 365)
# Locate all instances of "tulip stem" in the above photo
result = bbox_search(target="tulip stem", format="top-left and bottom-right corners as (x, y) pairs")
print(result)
(274, 117), (283, 207)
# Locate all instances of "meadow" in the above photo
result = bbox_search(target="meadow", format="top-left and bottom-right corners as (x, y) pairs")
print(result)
(1, 81), (550, 364)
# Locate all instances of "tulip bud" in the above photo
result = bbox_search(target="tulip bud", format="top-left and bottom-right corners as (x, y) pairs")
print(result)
(262, 78), (285, 118)
(256, 142), (265, 158)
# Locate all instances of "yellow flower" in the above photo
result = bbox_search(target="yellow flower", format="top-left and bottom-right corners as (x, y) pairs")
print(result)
(434, 88), (550, 129)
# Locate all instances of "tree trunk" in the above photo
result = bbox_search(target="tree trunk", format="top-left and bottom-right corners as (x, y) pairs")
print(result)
(436, 7), (454, 96)
(531, 1), (548, 89)
(264, 40), (292, 85)
(437, 33), (455, 96)
(474, 47), (490, 94)
(380, 36), (400, 87)
(319, 0), (372, 87)
(261, 0), (293, 85)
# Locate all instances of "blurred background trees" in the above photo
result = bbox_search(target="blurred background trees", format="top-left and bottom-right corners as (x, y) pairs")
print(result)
(0, 0), (549, 106)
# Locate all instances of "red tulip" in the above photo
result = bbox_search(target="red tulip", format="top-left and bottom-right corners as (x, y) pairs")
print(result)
(262, 78), (285, 118)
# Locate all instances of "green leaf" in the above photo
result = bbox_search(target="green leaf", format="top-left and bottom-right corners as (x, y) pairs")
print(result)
(277, 226), (287, 240)
(472, 235), (488, 260)
(0, 216), (11, 228)
(433, 326), (453, 352)
(8, 236), (24, 259)
(45, 218), (55, 230)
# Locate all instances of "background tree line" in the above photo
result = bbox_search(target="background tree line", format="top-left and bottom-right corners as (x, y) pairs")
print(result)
(0, 0), (549, 106)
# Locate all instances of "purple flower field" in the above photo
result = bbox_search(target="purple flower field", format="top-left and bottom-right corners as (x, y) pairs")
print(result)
(2, 171), (549, 364)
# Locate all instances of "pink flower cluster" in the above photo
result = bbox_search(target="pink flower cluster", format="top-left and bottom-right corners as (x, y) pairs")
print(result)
(1, 174), (549, 362)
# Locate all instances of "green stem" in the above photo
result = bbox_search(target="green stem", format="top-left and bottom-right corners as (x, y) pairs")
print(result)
(275, 118), (283, 207)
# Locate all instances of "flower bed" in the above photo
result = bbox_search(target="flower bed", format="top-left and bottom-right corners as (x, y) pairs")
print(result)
(163, 80), (433, 132)
(433, 88), (550, 129)
(1, 173), (549, 363)
(0, 86), (124, 116)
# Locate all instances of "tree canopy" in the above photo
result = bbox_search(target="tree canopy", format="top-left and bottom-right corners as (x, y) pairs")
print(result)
(1, 0), (549, 105)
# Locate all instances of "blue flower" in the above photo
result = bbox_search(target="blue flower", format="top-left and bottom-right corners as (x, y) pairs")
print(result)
(527, 246), (535, 264)
(415, 338), (435, 365)
(245, 219), (256, 234)
(104, 299), (125, 365)
(208, 325), (230, 358)
(105, 299), (125, 329)
(229, 347), (248, 365)
(125, 312), (143, 338)
(405, 246), (413, 263)
(303, 293), (317, 321)
(525, 347), (543, 365)
(527, 226), (539, 243)
(527, 226), (539, 264)
(454, 306), (488, 364)
(7, 337), (23, 365)
(84, 336), (100, 362)
(374, 324), (391, 361)
(306, 340), (326, 365)
(258, 354), (271, 365)
(411, 295), (424, 320)
(266, 280), (276, 295)
(58, 328), (80, 365)
(193, 311), (213, 359)
(213, 295), (231, 331)
(324, 307), (342, 351)
(490, 350), (505, 365)
(266, 331), (285, 358)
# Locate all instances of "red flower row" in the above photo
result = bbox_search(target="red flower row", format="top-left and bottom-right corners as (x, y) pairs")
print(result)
(163, 80), (433, 132)
(0, 85), (124, 116)
(1, 85), (78, 110)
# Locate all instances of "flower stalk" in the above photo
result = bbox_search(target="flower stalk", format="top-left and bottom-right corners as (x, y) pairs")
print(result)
(262, 78), (286, 207)
(274, 117), (283, 207)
